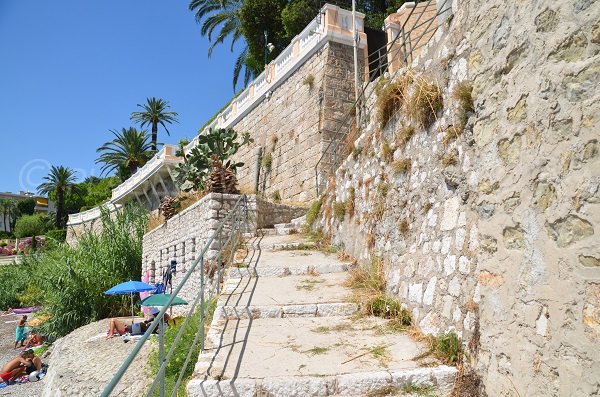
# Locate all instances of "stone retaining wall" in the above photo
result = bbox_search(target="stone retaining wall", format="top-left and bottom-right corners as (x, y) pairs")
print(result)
(142, 194), (305, 308)
(321, 0), (600, 395)
(232, 41), (361, 204)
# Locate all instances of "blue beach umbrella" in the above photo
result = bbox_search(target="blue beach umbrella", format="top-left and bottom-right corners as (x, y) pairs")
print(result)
(105, 280), (156, 320)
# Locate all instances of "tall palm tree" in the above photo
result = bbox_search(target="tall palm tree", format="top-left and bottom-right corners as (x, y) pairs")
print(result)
(96, 127), (153, 179)
(37, 166), (78, 229)
(130, 98), (178, 152)
(0, 199), (11, 232)
(189, 0), (258, 89)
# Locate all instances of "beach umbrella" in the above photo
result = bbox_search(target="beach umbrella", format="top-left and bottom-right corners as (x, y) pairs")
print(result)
(140, 293), (187, 397)
(140, 293), (188, 307)
(104, 280), (156, 321)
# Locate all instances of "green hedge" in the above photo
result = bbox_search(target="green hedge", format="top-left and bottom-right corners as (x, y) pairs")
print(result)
(14, 214), (51, 238)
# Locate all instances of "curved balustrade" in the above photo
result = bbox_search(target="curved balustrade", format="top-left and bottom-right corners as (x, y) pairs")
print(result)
(67, 203), (122, 226)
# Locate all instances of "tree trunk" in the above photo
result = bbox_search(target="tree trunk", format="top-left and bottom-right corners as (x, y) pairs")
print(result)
(56, 189), (64, 229)
(151, 122), (158, 153)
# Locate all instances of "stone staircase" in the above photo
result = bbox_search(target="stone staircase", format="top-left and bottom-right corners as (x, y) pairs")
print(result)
(187, 231), (456, 397)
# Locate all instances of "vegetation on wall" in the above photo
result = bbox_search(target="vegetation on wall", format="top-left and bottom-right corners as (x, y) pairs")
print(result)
(172, 127), (254, 193)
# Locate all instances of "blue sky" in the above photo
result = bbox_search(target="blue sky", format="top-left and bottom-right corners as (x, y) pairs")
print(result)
(0, 0), (242, 193)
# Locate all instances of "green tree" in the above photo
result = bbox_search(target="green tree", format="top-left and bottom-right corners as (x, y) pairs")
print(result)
(17, 198), (36, 217)
(130, 98), (179, 153)
(96, 127), (153, 179)
(14, 213), (50, 238)
(37, 166), (79, 229)
(0, 199), (19, 232)
(189, 0), (259, 90)
(281, 0), (320, 39)
(239, 0), (288, 70)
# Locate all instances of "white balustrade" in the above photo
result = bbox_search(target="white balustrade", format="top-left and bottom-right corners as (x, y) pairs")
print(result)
(110, 3), (363, 206)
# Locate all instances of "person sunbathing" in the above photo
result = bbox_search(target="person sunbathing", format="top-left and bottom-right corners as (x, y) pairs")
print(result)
(21, 332), (44, 350)
(106, 308), (170, 339)
(0, 350), (41, 383)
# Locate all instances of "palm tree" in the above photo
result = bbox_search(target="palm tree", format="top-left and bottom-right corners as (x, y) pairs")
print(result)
(96, 127), (153, 179)
(37, 166), (78, 229)
(189, 0), (258, 89)
(130, 98), (178, 152)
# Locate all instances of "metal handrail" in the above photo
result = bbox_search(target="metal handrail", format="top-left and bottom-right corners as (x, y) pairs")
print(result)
(100, 194), (250, 396)
(315, 0), (451, 195)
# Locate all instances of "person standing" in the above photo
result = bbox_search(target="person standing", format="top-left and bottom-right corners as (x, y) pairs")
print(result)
(14, 316), (28, 349)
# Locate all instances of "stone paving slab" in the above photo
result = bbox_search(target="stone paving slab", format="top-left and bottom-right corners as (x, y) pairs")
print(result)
(220, 272), (351, 307)
(196, 316), (423, 380)
(188, 366), (458, 397)
(227, 262), (350, 278)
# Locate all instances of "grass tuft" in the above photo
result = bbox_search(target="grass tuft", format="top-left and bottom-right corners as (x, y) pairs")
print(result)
(346, 188), (356, 218)
(333, 201), (346, 221)
(398, 219), (409, 235)
(396, 125), (416, 147)
(375, 74), (412, 129)
(392, 158), (411, 174)
(441, 153), (458, 167)
(407, 78), (443, 128)
(270, 190), (281, 203)
(261, 152), (273, 170)
(381, 139), (394, 162)
(303, 74), (315, 88)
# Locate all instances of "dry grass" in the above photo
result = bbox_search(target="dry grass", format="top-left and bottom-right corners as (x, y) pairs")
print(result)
(375, 74), (412, 129)
(373, 198), (386, 221)
(442, 125), (462, 145)
(407, 77), (443, 128)
(398, 219), (409, 235)
(396, 125), (416, 147)
(147, 212), (166, 231)
(366, 385), (401, 397)
(346, 256), (385, 292)
(346, 187), (355, 218)
(453, 81), (474, 113)
(441, 153), (458, 167)
(392, 158), (411, 174)
(270, 190), (281, 203)
(381, 139), (394, 162)
(333, 201), (346, 221)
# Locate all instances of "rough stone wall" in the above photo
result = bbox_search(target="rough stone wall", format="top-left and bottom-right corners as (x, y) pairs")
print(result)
(232, 42), (359, 204)
(142, 194), (305, 308)
(321, 0), (600, 395)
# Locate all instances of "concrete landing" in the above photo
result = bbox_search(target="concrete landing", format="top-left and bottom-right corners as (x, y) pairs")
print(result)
(188, 234), (456, 396)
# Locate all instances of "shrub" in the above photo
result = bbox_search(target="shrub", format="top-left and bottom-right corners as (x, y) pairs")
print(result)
(24, 203), (148, 337)
(303, 74), (315, 88)
(148, 299), (217, 396)
(46, 229), (67, 242)
(352, 146), (362, 160)
(398, 219), (409, 235)
(14, 214), (51, 238)
(0, 242), (6, 247)
(0, 231), (14, 239)
(0, 263), (32, 310)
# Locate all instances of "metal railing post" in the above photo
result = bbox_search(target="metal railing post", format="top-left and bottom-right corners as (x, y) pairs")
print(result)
(200, 253), (205, 353)
(159, 317), (165, 397)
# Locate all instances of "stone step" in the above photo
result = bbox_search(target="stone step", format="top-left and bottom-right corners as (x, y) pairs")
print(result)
(217, 302), (358, 319)
(188, 366), (457, 397)
(227, 262), (350, 278)
(220, 272), (351, 307)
